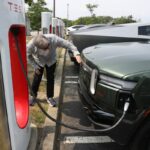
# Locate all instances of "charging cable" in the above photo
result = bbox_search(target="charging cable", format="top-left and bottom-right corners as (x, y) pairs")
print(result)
(12, 28), (130, 132)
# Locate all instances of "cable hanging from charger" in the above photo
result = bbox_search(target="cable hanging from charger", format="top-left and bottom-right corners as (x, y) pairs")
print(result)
(12, 28), (130, 132)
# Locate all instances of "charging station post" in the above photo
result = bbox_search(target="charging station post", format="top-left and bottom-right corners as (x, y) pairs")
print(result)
(0, 1), (32, 149)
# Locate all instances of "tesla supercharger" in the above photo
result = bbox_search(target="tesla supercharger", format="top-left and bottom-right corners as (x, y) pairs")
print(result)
(57, 19), (61, 37)
(41, 12), (52, 34)
(56, 19), (59, 36)
(60, 20), (65, 38)
(58, 20), (61, 37)
(61, 21), (65, 38)
(0, 0), (31, 150)
(60, 20), (63, 38)
(52, 18), (57, 34)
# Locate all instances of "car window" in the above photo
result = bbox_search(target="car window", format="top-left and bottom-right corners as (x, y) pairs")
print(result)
(73, 25), (84, 29)
(138, 25), (150, 36)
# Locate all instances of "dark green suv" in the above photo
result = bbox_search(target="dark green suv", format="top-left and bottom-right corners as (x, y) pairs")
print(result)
(78, 41), (150, 150)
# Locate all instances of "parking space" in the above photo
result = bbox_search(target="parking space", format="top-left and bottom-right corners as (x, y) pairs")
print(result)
(53, 53), (127, 150)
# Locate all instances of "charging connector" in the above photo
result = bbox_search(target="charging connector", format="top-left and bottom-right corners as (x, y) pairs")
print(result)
(124, 101), (130, 112)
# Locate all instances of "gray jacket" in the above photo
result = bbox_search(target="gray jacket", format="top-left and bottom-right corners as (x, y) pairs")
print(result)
(27, 34), (79, 69)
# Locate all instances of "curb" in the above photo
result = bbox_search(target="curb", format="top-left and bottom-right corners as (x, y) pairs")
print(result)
(28, 123), (38, 150)
(39, 48), (66, 150)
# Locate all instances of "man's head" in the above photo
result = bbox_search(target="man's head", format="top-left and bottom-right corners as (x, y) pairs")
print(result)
(33, 34), (49, 50)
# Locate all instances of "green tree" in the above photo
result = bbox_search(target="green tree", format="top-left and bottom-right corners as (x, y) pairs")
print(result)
(26, 0), (51, 31)
(86, 3), (98, 17)
(71, 15), (136, 26)
(72, 16), (113, 25)
(62, 15), (136, 27)
(25, 0), (32, 6)
(62, 19), (73, 27)
(113, 15), (136, 24)
(25, 0), (46, 5)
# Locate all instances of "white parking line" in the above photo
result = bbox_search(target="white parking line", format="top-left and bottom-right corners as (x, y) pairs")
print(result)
(63, 136), (114, 144)
(65, 76), (78, 79)
(65, 81), (78, 84)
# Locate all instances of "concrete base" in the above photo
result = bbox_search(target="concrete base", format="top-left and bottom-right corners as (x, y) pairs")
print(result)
(27, 123), (38, 150)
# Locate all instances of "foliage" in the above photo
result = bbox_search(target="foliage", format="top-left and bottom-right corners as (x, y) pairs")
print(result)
(113, 15), (136, 24)
(72, 16), (113, 25)
(25, 0), (32, 6)
(62, 15), (136, 27)
(62, 19), (73, 27)
(26, 0), (51, 31)
(25, 0), (46, 6)
(86, 3), (98, 17)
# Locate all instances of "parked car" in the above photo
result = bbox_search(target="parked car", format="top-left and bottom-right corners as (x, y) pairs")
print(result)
(77, 23), (110, 31)
(78, 41), (150, 150)
(66, 25), (86, 36)
(69, 23), (150, 65)
(70, 23), (150, 52)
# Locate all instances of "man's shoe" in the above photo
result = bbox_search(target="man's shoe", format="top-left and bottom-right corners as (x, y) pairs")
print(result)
(47, 98), (56, 107)
(29, 97), (36, 106)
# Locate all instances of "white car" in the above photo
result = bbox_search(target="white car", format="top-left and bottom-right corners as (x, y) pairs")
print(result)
(66, 25), (85, 35)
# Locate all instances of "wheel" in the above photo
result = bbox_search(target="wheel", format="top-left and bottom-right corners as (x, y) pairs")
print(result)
(130, 118), (150, 150)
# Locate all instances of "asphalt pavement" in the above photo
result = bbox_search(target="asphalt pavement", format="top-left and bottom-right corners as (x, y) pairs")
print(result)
(52, 52), (127, 150)
(36, 48), (127, 150)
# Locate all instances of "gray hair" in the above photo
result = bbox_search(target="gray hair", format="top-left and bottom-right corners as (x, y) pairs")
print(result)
(33, 34), (49, 49)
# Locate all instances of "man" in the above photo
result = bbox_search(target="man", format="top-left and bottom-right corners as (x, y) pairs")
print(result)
(27, 34), (81, 106)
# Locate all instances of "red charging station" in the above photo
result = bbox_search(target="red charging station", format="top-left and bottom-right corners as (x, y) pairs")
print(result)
(0, 0), (31, 150)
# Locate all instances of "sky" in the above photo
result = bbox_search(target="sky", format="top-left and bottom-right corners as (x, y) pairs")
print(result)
(45, 0), (150, 23)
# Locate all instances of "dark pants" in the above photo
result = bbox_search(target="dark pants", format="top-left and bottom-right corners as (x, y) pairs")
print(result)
(31, 63), (56, 98)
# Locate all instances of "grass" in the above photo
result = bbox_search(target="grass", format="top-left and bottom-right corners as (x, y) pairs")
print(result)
(28, 63), (48, 127)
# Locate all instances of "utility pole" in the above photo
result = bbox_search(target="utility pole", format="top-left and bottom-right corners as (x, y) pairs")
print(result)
(53, 0), (55, 17)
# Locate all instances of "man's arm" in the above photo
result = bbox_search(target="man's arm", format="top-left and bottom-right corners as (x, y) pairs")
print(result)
(53, 35), (81, 63)
(27, 39), (40, 70)
(54, 35), (80, 55)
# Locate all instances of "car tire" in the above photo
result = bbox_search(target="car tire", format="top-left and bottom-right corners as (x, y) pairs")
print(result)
(130, 118), (150, 150)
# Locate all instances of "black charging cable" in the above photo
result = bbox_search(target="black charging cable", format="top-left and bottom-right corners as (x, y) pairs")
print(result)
(12, 28), (130, 132)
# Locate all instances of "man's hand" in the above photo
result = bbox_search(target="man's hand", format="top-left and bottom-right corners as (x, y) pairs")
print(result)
(35, 69), (41, 75)
(75, 55), (82, 63)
